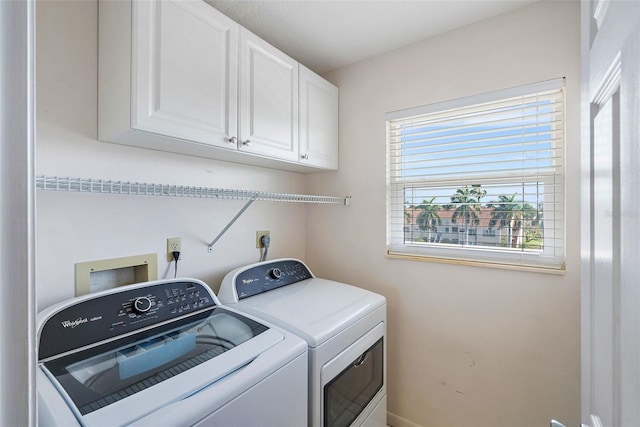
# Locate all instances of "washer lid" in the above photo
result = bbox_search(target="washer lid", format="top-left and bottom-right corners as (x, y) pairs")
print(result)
(232, 278), (385, 348)
(40, 306), (279, 423)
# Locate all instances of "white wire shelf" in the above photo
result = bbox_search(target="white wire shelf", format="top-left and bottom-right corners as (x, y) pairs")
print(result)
(35, 176), (351, 205)
(36, 175), (351, 253)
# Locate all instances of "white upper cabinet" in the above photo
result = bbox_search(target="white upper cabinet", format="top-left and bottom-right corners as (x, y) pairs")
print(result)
(299, 65), (339, 170)
(133, 0), (238, 149)
(238, 29), (299, 162)
(99, 0), (337, 172)
(99, 0), (239, 152)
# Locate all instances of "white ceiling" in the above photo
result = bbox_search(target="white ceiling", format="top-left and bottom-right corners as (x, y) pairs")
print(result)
(208, 0), (538, 74)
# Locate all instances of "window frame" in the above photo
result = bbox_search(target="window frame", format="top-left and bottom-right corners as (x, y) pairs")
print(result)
(386, 79), (566, 272)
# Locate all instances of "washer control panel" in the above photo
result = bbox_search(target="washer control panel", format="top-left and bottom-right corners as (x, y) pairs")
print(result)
(38, 280), (215, 361)
(234, 259), (312, 300)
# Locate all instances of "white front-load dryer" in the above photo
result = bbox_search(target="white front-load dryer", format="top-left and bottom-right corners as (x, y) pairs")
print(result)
(218, 258), (387, 427)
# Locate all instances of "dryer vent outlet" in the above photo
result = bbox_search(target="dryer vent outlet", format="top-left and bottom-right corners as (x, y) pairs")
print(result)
(256, 231), (270, 248)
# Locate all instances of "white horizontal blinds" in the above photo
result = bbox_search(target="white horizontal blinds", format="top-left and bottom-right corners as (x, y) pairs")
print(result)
(386, 79), (565, 269)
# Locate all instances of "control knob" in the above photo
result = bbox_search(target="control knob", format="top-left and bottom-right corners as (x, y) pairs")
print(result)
(269, 268), (283, 280)
(133, 297), (152, 314)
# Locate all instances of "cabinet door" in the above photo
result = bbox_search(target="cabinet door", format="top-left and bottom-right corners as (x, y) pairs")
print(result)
(239, 29), (298, 161)
(299, 65), (339, 170)
(133, 0), (238, 149)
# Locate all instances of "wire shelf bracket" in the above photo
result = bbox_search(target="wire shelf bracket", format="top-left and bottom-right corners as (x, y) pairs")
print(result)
(207, 196), (256, 253)
(36, 176), (352, 253)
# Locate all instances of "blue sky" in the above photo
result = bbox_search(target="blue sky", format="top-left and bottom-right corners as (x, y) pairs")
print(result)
(395, 98), (557, 207)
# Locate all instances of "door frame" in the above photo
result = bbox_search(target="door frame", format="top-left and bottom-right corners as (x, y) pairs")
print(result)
(0, 0), (37, 425)
(581, 1), (640, 425)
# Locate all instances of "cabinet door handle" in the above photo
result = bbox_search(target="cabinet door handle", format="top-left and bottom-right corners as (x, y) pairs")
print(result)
(242, 139), (251, 146)
(301, 154), (309, 160)
(227, 136), (237, 144)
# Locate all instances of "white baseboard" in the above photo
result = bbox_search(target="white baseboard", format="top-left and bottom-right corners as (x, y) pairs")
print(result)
(387, 411), (424, 427)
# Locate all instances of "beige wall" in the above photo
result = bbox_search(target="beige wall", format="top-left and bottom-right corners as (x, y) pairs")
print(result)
(35, 0), (308, 309)
(308, 2), (581, 426)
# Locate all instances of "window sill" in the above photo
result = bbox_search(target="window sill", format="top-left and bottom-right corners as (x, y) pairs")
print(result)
(386, 251), (566, 274)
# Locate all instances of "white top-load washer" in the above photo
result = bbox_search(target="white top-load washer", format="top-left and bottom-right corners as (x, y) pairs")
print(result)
(37, 278), (308, 427)
(218, 258), (387, 427)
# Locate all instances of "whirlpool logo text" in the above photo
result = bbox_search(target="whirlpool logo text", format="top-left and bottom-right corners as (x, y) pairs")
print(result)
(60, 317), (88, 329)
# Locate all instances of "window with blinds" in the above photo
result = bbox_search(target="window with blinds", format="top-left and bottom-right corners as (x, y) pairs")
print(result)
(386, 79), (565, 270)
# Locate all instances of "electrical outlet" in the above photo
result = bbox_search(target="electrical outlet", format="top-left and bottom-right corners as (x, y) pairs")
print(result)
(167, 237), (182, 261)
(256, 230), (270, 248)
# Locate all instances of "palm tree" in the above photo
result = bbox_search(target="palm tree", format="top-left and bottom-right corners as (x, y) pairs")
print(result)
(471, 184), (486, 245)
(443, 185), (484, 245)
(510, 203), (537, 248)
(487, 194), (538, 248)
(521, 203), (543, 248)
(487, 194), (518, 247)
(525, 202), (544, 248)
(416, 198), (441, 242)
(404, 203), (416, 242)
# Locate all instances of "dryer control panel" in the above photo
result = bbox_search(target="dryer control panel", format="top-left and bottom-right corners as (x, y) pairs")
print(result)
(233, 259), (313, 300)
(38, 280), (215, 361)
